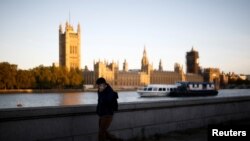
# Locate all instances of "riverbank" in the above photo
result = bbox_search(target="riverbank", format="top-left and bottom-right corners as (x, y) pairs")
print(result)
(225, 84), (250, 89)
(0, 87), (137, 94)
(0, 89), (84, 94)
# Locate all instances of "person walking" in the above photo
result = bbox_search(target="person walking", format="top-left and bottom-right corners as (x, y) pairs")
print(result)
(96, 77), (122, 141)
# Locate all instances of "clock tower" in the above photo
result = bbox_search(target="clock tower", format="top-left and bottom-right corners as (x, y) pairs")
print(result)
(186, 47), (201, 74)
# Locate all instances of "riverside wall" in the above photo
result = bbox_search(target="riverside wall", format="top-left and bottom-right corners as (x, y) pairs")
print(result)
(1, 96), (250, 141)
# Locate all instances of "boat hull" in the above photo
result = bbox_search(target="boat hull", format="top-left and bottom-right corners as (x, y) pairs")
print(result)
(137, 91), (170, 97)
(169, 90), (218, 97)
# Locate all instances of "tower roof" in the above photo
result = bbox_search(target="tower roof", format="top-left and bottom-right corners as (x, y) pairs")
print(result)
(59, 24), (63, 33)
(141, 46), (149, 66)
(143, 45), (147, 57)
(77, 23), (81, 33)
(65, 21), (74, 32)
(191, 46), (197, 52)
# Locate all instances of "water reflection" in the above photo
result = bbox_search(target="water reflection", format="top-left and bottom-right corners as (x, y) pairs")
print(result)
(61, 92), (98, 105)
(0, 89), (250, 109)
(62, 93), (81, 105)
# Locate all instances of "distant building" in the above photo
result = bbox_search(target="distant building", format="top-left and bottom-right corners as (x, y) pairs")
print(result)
(83, 47), (203, 87)
(123, 59), (128, 72)
(220, 72), (229, 88)
(203, 68), (220, 82)
(59, 22), (81, 69)
(158, 59), (163, 71)
(52, 62), (59, 67)
(141, 47), (153, 74)
(186, 47), (201, 74)
(203, 68), (221, 89)
(247, 75), (250, 81)
(239, 74), (247, 80)
(54, 22), (228, 88)
(94, 60), (119, 86)
(56, 21), (204, 87)
(227, 72), (239, 81)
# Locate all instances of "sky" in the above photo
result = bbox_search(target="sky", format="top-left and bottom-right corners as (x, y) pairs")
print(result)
(0, 0), (250, 74)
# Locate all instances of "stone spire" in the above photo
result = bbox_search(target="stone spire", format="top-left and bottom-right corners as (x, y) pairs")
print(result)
(141, 46), (150, 72)
(59, 24), (63, 33)
(141, 46), (149, 66)
(123, 59), (128, 72)
(143, 45), (147, 58)
(159, 59), (163, 71)
(77, 23), (81, 33)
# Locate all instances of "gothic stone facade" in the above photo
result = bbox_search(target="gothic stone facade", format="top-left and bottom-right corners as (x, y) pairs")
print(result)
(83, 48), (203, 87)
(59, 22), (81, 69)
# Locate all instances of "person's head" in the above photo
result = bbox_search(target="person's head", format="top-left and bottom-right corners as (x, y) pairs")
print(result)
(96, 77), (107, 92)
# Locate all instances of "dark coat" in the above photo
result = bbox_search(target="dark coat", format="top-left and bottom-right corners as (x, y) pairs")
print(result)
(96, 84), (117, 117)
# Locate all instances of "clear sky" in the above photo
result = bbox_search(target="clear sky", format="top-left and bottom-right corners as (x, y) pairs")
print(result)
(0, 0), (250, 74)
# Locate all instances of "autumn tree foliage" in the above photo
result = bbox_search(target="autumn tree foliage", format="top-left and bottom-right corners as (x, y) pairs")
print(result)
(0, 62), (83, 89)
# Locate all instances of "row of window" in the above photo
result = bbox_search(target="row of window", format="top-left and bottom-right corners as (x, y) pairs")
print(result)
(118, 81), (140, 86)
(188, 84), (214, 88)
(144, 87), (174, 92)
(70, 46), (78, 54)
(151, 77), (180, 83)
(70, 63), (78, 68)
(69, 34), (79, 38)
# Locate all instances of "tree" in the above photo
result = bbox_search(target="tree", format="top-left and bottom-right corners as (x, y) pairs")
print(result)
(16, 69), (35, 89)
(0, 62), (17, 89)
(33, 65), (53, 89)
(0, 62), (84, 89)
(68, 68), (83, 88)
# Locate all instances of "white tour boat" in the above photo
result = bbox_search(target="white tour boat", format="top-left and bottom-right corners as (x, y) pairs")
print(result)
(137, 84), (177, 97)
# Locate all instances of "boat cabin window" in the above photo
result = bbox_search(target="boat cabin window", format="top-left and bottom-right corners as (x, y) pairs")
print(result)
(192, 84), (199, 88)
(153, 87), (158, 91)
(143, 87), (147, 91)
(167, 88), (169, 91)
(147, 87), (153, 91)
(159, 88), (166, 91)
(203, 84), (207, 88)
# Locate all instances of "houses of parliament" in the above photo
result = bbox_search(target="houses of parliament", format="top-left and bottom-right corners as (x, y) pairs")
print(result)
(59, 22), (227, 88)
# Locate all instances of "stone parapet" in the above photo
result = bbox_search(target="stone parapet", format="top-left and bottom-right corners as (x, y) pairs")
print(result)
(1, 96), (250, 141)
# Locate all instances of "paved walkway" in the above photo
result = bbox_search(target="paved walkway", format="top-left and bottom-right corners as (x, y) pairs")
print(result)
(140, 127), (207, 141)
(135, 119), (250, 141)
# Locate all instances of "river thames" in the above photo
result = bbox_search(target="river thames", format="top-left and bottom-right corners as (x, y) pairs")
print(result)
(0, 89), (250, 109)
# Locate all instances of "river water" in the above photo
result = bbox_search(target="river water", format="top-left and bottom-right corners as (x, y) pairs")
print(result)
(0, 89), (250, 109)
